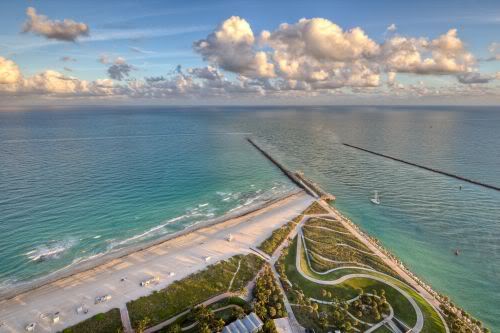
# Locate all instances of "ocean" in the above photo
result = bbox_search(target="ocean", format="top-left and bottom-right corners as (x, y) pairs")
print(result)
(0, 106), (499, 330)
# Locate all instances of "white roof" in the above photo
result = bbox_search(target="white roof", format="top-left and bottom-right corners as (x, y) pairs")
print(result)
(273, 318), (294, 333)
(222, 312), (264, 333)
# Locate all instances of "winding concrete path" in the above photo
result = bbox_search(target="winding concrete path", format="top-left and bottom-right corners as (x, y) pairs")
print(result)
(315, 201), (449, 333)
(296, 224), (424, 333)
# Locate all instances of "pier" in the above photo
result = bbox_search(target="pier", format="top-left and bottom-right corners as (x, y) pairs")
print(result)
(247, 138), (335, 201)
(343, 143), (500, 192)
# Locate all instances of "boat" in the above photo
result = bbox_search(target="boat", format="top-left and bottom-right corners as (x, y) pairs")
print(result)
(370, 191), (381, 205)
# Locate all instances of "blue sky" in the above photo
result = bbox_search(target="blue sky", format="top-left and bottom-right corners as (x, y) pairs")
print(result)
(0, 0), (499, 104)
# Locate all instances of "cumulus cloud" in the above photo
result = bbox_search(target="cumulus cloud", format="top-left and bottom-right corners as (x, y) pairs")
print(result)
(194, 16), (275, 78)
(107, 58), (134, 81)
(0, 57), (22, 84)
(3, 16), (498, 103)
(382, 29), (475, 74)
(262, 18), (379, 62)
(188, 66), (224, 81)
(22, 7), (89, 42)
(98, 56), (135, 81)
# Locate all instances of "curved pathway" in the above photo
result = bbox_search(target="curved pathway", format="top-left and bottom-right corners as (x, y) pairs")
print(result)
(308, 249), (373, 269)
(295, 227), (424, 333)
(315, 201), (449, 333)
(303, 225), (352, 235)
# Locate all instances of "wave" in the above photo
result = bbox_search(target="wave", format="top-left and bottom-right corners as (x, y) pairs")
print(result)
(26, 238), (77, 262)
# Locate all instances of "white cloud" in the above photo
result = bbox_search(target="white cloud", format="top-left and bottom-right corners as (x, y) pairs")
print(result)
(3, 16), (499, 103)
(22, 7), (89, 42)
(382, 29), (475, 74)
(0, 57), (22, 84)
(194, 16), (275, 78)
(387, 24), (397, 32)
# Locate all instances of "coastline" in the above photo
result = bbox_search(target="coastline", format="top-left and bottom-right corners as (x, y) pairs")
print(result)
(0, 189), (303, 302)
(0, 189), (314, 333)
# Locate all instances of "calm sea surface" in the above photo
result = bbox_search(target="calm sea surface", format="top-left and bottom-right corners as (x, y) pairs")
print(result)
(0, 106), (499, 330)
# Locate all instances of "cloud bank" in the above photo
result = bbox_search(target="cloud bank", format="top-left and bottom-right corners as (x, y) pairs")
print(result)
(2, 16), (499, 103)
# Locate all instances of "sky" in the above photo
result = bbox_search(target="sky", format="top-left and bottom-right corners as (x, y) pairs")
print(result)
(0, 0), (500, 105)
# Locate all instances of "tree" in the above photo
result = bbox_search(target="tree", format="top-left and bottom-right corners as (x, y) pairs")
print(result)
(192, 305), (225, 332)
(269, 306), (277, 318)
(262, 320), (278, 333)
(232, 306), (245, 319)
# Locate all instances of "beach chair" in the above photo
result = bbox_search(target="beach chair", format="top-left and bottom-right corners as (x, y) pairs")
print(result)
(95, 294), (112, 304)
(25, 322), (36, 332)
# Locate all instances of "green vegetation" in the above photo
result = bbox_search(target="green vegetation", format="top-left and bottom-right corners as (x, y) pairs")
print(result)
(253, 265), (286, 333)
(158, 297), (251, 333)
(303, 218), (397, 277)
(258, 215), (302, 256)
(276, 235), (447, 333)
(440, 302), (491, 333)
(61, 308), (123, 333)
(127, 254), (263, 329)
(302, 201), (329, 215)
(348, 291), (391, 324)
(190, 305), (225, 333)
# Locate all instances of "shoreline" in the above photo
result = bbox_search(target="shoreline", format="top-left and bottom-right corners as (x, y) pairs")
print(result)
(0, 189), (303, 302)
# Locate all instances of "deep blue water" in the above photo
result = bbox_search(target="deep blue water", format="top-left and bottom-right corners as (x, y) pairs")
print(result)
(0, 106), (499, 330)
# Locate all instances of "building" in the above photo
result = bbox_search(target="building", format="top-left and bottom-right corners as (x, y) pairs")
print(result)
(222, 312), (263, 333)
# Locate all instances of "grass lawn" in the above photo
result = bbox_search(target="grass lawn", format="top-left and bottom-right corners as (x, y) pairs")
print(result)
(287, 235), (447, 333)
(61, 308), (122, 333)
(127, 254), (263, 329)
(302, 202), (329, 215)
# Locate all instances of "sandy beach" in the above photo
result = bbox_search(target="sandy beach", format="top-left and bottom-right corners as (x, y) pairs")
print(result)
(0, 191), (314, 333)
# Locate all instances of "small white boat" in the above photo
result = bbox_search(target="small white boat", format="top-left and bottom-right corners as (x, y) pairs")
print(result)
(370, 191), (381, 205)
(227, 233), (233, 242)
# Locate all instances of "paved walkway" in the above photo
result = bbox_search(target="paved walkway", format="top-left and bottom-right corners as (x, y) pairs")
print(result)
(295, 217), (424, 333)
(120, 307), (133, 333)
(316, 200), (450, 333)
(144, 292), (236, 333)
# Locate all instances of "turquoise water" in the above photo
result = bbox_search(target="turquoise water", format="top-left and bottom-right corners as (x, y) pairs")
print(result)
(1, 106), (499, 330)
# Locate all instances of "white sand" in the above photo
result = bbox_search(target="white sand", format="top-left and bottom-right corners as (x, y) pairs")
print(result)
(0, 192), (313, 333)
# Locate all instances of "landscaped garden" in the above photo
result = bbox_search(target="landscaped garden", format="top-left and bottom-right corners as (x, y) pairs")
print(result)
(274, 211), (449, 333)
(127, 253), (264, 330)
